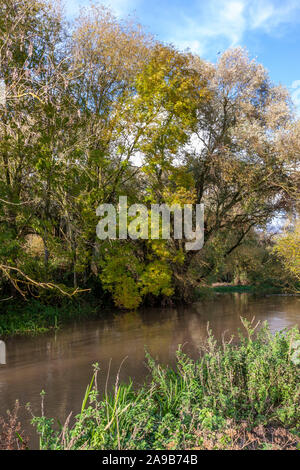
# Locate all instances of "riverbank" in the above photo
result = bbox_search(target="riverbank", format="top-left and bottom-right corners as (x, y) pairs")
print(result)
(25, 320), (299, 450)
(211, 283), (286, 294)
(0, 298), (104, 337)
(0, 284), (295, 337)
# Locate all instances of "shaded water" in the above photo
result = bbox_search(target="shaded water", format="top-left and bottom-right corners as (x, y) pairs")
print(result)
(0, 293), (299, 448)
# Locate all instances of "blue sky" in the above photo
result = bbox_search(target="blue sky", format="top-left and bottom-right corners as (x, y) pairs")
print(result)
(64, 0), (300, 111)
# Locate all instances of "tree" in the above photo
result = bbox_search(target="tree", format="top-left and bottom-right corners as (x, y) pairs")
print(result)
(166, 48), (299, 300)
(273, 222), (300, 288)
(0, 3), (299, 307)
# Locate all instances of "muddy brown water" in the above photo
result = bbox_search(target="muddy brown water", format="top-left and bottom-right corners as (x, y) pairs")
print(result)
(0, 293), (299, 448)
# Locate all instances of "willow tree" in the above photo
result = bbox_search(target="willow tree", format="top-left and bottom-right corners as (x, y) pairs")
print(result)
(0, 0), (74, 297)
(98, 44), (211, 308)
(0, 3), (299, 306)
(118, 48), (299, 303)
(176, 48), (299, 299)
(57, 5), (157, 288)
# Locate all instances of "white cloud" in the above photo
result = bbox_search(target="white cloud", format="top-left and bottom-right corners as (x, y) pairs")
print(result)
(248, 1), (275, 29)
(168, 0), (246, 55)
(248, 0), (300, 32)
(63, 0), (300, 58)
(167, 0), (300, 57)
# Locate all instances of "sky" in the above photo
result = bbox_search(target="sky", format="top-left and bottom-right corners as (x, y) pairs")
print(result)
(64, 0), (300, 112)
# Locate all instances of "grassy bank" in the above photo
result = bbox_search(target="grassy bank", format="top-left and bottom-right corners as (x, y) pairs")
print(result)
(211, 284), (285, 294)
(193, 283), (287, 301)
(30, 320), (300, 450)
(0, 298), (105, 337)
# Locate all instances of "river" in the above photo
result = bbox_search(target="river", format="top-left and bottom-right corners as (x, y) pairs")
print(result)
(0, 293), (299, 448)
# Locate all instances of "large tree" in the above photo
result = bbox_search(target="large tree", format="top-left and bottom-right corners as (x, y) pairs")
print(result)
(101, 48), (299, 304)
(0, 3), (299, 306)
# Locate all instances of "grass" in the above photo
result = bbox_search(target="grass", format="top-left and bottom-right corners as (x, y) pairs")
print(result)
(211, 284), (284, 294)
(193, 283), (286, 300)
(30, 318), (300, 450)
(0, 298), (103, 337)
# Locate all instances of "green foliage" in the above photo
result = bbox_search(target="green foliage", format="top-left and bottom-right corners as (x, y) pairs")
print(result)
(199, 228), (293, 291)
(0, 299), (99, 337)
(99, 242), (174, 309)
(0, 2), (299, 306)
(273, 223), (300, 288)
(31, 320), (300, 450)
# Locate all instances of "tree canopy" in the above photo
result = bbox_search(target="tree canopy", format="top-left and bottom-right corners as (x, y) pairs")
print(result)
(0, 1), (299, 307)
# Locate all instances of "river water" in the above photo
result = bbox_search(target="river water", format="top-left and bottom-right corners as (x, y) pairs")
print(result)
(0, 293), (299, 448)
